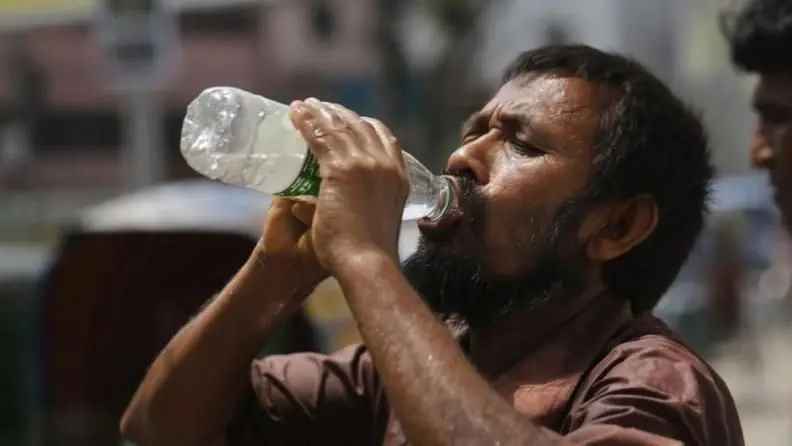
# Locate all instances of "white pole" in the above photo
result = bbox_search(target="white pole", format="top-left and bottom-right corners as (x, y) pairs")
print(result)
(123, 88), (164, 190)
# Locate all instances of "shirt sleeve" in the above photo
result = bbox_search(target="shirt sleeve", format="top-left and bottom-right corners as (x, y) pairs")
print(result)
(562, 337), (743, 446)
(227, 343), (388, 445)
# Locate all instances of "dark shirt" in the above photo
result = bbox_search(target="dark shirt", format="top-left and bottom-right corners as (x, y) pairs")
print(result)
(229, 294), (744, 445)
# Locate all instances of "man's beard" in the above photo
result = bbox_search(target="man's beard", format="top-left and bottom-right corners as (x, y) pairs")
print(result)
(401, 176), (590, 331)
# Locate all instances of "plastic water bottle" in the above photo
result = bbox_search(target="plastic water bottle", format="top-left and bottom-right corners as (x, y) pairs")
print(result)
(180, 87), (454, 221)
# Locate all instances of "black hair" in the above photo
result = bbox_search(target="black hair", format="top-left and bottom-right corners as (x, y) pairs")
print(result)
(723, 0), (792, 72)
(502, 45), (713, 313)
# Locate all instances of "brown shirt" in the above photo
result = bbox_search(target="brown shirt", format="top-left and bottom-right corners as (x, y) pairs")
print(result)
(228, 295), (744, 445)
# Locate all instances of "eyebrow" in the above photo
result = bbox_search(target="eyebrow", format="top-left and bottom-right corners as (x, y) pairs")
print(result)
(499, 108), (559, 152)
(460, 108), (557, 151)
(460, 109), (536, 135)
(460, 111), (489, 137)
(498, 109), (535, 132)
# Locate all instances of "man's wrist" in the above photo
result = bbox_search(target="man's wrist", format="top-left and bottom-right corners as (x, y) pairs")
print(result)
(331, 248), (400, 283)
(210, 246), (322, 338)
(245, 251), (321, 305)
(250, 239), (325, 294)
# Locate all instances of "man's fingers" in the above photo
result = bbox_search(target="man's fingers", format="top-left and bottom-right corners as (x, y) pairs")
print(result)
(307, 98), (345, 130)
(327, 103), (380, 149)
(312, 100), (375, 155)
(262, 198), (307, 243)
(268, 197), (316, 228)
(289, 100), (335, 158)
(290, 99), (364, 160)
(269, 197), (295, 215)
(365, 117), (405, 169)
(290, 99), (404, 182)
(291, 199), (316, 227)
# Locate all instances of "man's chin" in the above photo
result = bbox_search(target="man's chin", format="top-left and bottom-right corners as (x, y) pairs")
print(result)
(401, 242), (482, 321)
(401, 239), (585, 331)
(403, 181), (590, 330)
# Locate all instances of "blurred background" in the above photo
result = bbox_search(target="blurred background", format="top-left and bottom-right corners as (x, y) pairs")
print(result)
(1, 0), (790, 444)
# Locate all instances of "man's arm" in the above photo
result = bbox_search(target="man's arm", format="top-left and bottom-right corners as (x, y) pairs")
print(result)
(335, 251), (565, 445)
(120, 199), (326, 446)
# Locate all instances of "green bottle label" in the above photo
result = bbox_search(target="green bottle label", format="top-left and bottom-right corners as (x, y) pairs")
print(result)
(275, 152), (321, 197)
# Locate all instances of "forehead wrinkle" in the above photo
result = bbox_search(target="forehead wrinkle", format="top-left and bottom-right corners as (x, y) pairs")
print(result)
(502, 93), (596, 145)
(535, 91), (600, 161)
(504, 90), (596, 123)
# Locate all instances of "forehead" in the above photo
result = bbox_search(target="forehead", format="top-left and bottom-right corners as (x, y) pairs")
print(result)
(483, 74), (607, 153)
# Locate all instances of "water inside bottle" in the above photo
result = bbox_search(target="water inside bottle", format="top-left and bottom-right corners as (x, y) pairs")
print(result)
(244, 111), (307, 193)
(402, 202), (434, 221)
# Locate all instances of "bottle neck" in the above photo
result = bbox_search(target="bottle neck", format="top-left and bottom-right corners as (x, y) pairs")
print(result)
(424, 175), (454, 221)
(275, 151), (321, 197)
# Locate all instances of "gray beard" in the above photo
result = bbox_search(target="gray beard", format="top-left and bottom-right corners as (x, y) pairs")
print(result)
(401, 233), (586, 332)
(402, 173), (592, 331)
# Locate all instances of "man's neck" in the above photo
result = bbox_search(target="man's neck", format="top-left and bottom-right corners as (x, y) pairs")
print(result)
(468, 282), (613, 378)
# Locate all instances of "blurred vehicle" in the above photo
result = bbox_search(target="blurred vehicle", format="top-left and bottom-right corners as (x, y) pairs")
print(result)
(37, 180), (319, 445)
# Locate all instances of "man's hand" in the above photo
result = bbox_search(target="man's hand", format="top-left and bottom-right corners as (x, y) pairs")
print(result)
(288, 98), (409, 273)
(254, 197), (327, 293)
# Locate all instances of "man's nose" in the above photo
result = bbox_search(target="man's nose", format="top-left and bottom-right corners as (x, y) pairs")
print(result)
(445, 137), (492, 185)
(750, 130), (773, 169)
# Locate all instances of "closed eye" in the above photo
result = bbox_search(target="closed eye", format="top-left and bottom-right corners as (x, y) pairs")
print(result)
(510, 140), (543, 156)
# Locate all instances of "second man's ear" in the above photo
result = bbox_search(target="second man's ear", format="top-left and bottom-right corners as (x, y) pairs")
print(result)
(580, 195), (658, 263)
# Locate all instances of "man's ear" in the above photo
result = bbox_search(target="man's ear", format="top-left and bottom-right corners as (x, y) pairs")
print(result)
(580, 195), (658, 262)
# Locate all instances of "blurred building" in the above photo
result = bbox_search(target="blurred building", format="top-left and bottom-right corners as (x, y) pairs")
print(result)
(0, 0), (758, 244)
(0, 2), (386, 443)
(0, 0), (382, 201)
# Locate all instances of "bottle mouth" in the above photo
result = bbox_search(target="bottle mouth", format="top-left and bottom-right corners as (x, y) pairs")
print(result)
(424, 175), (456, 222)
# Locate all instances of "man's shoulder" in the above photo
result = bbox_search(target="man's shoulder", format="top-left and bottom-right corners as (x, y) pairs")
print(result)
(608, 313), (700, 357)
(611, 314), (710, 361)
(565, 313), (743, 444)
(578, 314), (739, 428)
(593, 313), (725, 393)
